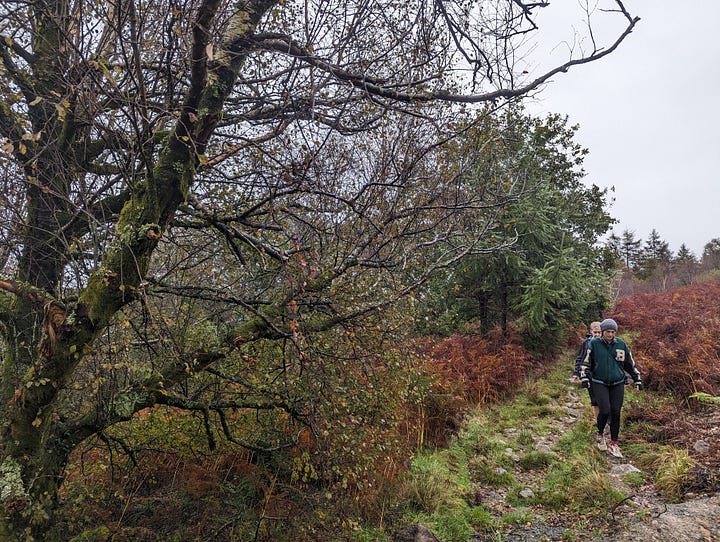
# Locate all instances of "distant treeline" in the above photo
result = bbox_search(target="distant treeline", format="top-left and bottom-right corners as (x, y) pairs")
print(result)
(605, 229), (720, 297)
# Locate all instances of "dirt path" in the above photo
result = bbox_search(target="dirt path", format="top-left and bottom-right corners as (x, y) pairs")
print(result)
(471, 383), (720, 542)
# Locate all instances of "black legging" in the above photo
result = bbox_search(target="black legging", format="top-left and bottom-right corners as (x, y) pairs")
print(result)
(591, 381), (625, 441)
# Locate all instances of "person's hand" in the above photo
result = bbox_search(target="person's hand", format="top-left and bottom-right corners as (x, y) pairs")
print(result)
(581, 378), (590, 389)
(571, 375), (580, 383)
(635, 381), (643, 391)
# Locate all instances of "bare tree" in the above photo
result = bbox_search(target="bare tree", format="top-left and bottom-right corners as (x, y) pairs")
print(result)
(0, 0), (637, 537)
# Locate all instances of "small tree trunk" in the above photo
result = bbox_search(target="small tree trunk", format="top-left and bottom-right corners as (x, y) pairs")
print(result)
(500, 283), (509, 338)
(478, 292), (490, 333)
(0, 308), (75, 541)
(0, 438), (69, 541)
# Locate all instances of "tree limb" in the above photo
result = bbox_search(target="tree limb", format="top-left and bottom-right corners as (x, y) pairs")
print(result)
(254, 6), (638, 105)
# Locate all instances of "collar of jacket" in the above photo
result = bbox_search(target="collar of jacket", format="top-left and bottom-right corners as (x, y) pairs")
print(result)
(601, 337), (617, 345)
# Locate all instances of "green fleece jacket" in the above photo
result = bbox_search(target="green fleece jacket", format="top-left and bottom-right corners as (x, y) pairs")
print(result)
(580, 336), (641, 386)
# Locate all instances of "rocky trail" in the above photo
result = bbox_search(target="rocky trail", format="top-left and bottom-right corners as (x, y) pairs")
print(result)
(469, 383), (720, 542)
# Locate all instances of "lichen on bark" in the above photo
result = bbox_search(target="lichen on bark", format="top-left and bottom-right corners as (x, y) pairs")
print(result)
(0, 457), (26, 503)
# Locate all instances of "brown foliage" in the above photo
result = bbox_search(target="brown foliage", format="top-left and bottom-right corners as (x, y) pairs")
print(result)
(59, 448), (265, 541)
(419, 325), (533, 405)
(415, 325), (533, 447)
(607, 280), (720, 398)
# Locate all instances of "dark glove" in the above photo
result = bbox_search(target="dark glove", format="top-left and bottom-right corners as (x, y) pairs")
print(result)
(581, 378), (590, 389)
(635, 381), (643, 391)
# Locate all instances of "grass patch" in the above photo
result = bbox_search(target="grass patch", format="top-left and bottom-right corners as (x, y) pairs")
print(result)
(406, 451), (470, 513)
(516, 428), (535, 448)
(455, 417), (511, 459)
(622, 470), (646, 489)
(499, 509), (533, 525)
(352, 528), (391, 542)
(623, 419), (668, 444)
(468, 456), (515, 487)
(469, 505), (495, 530)
(653, 448), (697, 502)
(556, 420), (596, 455)
(518, 450), (555, 470)
(566, 469), (628, 511)
(430, 505), (480, 542)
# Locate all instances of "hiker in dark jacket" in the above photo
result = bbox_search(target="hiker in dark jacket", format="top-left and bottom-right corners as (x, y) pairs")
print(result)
(572, 321), (602, 418)
(580, 318), (642, 458)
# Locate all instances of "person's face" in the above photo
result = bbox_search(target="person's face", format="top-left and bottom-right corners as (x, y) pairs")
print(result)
(590, 328), (601, 338)
(601, 329), (616, 340)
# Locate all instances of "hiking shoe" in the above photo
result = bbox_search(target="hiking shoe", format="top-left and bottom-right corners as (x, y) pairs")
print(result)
(596, 434), (607, 451)
(607, 441), (623, 458)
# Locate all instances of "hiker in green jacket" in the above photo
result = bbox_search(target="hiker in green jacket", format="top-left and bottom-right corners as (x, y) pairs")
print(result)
(580, 318), (642, 458)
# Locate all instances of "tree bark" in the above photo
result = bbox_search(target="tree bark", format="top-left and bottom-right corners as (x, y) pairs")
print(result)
(0, 1), (279, 538)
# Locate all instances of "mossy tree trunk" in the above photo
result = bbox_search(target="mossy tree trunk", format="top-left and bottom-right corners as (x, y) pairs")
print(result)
(0, 1), (277, 538)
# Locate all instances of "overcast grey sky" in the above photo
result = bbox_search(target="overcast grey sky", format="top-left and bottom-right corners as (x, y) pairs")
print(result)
(525, 1), (719, 258)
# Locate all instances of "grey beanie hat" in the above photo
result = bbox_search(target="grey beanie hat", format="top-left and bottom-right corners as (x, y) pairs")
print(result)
(600, 318), (618, 332)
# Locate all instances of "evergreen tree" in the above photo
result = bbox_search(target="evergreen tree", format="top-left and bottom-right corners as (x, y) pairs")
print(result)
(420, 108), (615, 349)
(636, 228), (673, 289)
(620, 229), (643, 270)
(701, 238), (720, 271)
(600, 231), (623, 270)
(674, 243), (698, 286)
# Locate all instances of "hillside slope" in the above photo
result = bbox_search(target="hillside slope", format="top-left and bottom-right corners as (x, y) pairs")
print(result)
(408, 353), (720, 542)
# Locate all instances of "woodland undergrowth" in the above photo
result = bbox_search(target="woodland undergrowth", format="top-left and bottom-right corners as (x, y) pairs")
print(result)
(56, 281), (720, 541)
